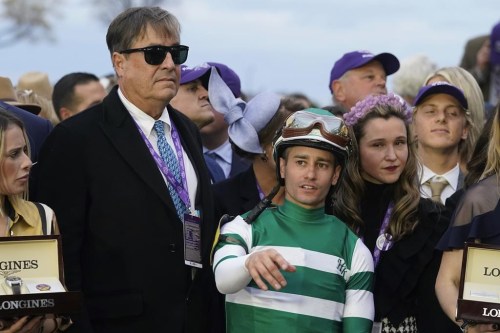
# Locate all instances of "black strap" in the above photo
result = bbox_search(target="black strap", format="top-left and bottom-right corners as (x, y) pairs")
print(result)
(34, 202), (47, 235)
(244, 184), (281, 224)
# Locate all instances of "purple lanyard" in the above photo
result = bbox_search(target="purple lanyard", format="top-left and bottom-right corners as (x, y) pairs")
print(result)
(256, 181), (265, 200)
(372, 202), (394, 268)
(135, 120), (191, 210)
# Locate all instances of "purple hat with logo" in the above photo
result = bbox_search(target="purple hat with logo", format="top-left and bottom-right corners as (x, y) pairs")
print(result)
(414, 81), (468, 109)
(329, 51), (400, 91)
(180, 63), (211, 85)
(490, 22), (500, 65)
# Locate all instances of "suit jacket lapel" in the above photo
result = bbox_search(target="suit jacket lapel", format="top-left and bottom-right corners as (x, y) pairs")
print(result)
(98, 89), (177, 213)
(99, 90), (215, 260)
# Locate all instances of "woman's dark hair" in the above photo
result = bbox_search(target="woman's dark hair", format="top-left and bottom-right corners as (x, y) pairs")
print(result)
(332, 103), (420, 239)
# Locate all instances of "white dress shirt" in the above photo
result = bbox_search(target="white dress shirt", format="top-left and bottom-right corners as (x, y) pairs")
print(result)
(419, 163), (460, 203)
(118, 88), (198, 210)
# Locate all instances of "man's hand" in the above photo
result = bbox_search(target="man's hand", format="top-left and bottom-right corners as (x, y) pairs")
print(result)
(245, 249), (296, 291)
(0, 316), (43, 333)
(467, 322), (499, 333)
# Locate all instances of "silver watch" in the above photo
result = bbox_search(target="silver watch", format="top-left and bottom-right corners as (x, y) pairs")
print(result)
(5, 276), (23, 295)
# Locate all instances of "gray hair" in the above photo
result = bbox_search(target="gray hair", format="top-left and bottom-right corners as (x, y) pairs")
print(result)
(106, 7), (181, 56)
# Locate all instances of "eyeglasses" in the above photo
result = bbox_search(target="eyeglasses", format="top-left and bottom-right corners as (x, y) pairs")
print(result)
(118, 45), (189, 65)
(282, 110), (350, 148)
(285, 111), (344, 133)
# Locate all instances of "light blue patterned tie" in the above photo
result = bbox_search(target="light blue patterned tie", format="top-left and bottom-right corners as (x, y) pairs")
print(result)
(153, 120), (186, 220)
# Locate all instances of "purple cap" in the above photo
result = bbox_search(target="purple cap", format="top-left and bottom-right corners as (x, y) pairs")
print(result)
(490, 22), (500, 65)
(180, 62), (241, 97)
(180, 63), (211, 85)
(414, 81), (468, 109)
(207, 62), (241, 98)
(329, 51), (400, 91)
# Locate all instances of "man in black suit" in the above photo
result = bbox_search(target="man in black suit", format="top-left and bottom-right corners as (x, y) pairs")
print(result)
(35, 7), (219, 333)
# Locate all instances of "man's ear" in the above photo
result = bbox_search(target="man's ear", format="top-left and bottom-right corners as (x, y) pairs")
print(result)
(332, 80), (345, 103)
(59, 107), (73, 121)
(461, 123), (469, 140)
(331, 164), (342, 186)
(112, 52), (126, 78)
(279, 157), (286, 180)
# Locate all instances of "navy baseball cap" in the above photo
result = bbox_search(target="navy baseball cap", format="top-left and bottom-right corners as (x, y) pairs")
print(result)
(329, 51), (400, 91)
(414, 81), (468, 110)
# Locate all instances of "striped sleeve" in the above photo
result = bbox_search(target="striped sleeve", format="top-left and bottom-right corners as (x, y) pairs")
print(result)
(343, 238), (374, 332)
(212, 216), (254, 294)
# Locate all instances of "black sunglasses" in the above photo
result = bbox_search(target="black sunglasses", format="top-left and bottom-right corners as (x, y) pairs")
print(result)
(119, 45), (189, 65)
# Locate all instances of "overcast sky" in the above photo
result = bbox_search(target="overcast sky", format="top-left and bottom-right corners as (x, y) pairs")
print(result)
(2, 0), (499, 106)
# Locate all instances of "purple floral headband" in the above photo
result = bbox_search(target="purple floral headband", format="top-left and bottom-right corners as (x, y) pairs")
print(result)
(343, 93), (413, 126)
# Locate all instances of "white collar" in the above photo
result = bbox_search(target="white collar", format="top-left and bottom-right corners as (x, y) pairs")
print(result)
(118, 88), (172, 137)
(420, 163), (460, 191)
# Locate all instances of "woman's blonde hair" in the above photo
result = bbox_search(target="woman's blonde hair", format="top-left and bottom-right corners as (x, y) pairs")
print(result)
(481, 103), (500, 179)
(0, 108), (31, 206)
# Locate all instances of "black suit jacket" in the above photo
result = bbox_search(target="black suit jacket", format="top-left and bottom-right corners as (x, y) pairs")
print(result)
(35, 87), (219, 333)
(213, 167), (260, 221)
(229, 151), (250, 178)
(374, 199), (459, 332)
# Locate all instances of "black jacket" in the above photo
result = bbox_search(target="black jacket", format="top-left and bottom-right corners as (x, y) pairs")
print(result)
(35, 87), (221, 333)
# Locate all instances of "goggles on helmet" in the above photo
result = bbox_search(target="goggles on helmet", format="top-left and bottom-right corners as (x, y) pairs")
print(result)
(280, 110), (350, 151)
